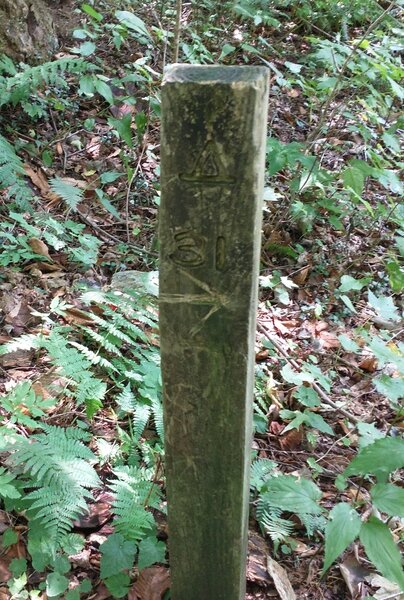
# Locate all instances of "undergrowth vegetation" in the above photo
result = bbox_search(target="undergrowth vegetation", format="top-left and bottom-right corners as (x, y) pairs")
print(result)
(0, 0), (403, 598)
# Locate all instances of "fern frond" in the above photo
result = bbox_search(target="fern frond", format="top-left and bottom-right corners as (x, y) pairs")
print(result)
(151, 398), (164, 443)
(0, 134), (33, 207)
(109, 466), (161, 542)
(250, 458), (278, 492)
(133, 402), (152, 441)
(6, 426), (100, 553)
(73, 374), (107, 407)
(49, 177), (84, 211)
(79, 326), (122, 355)
(0, 57), (93, 108)
(68, 340), (117, 371)
(116, 385), (136, 412)
(87, 312), (137, 345)
(0, 333), (40, 355)
(259, 509), (295, 544)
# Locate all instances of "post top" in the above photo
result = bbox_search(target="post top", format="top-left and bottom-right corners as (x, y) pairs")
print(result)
(163, 64), (268, 85)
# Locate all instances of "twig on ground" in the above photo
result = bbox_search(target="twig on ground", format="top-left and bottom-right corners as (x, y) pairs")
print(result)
(125, 144), (147, 243)
(257, 322), (361, 423)
(76, 208), (157, 257)
(307, 0), (397, 144)
(173, 0), (183, 63)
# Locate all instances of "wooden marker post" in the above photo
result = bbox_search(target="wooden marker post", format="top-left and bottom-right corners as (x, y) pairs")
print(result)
(159, 65), (269, 600)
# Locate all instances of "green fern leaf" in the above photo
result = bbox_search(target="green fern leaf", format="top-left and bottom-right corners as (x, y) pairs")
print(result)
(49, 178), (84, 210)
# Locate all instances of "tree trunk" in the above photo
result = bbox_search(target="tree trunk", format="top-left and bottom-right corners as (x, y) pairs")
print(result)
(0, 0), (58, 62)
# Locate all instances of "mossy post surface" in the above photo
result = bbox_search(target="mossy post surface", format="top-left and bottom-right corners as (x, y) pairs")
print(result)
(159, 64), (269, 600)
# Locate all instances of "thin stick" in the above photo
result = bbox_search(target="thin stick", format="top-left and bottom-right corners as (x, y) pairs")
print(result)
(257, 322), (360, 423)
(125, 144), (147, 243)
(172, 0), (182, 62)
(307, 1), (397, 144)
(76, 208), (156, 257)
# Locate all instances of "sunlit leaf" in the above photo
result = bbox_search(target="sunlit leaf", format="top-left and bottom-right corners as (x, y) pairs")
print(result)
(371, 483), (404, 517)
(360, 517), (404, 590)
(323, 503), (361, 573)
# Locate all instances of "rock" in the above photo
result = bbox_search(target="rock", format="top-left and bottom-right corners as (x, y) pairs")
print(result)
(110, 270), (159, 298)
(0, 0), (58, 61)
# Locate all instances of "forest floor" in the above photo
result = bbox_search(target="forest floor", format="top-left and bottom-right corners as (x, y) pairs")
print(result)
(0, 1), (403, 599)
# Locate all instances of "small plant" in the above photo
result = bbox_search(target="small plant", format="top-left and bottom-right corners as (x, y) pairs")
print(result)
(324, 435), (404, 589)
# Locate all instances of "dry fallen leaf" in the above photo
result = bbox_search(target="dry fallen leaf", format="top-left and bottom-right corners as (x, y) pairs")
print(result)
(266, 556), (296, 600)
(0, 560), (12, 584)
(247, 532), (272, 587)
(279, 427), (304, 451)
(24, 165), (50, 195)
(130, 566), (170, 600)
(340, 554), (370, 599)
(359, 356), (378, 373)
(0, 587), (10, 600)
(28, 238), (52, 261)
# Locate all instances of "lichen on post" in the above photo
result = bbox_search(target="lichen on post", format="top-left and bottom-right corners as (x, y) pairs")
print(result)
(159, 64), (269, 600)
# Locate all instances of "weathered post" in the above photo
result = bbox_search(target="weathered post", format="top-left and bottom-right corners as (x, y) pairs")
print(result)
(159, 65), (269, 600)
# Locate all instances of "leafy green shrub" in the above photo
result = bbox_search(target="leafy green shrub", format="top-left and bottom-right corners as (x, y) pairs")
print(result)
(324, 436), (404, 589)
(1, 425), (99, 567)
(0, 212), (100, 269)
(0, 134), (33, 209)
(0, 54), (93, 118)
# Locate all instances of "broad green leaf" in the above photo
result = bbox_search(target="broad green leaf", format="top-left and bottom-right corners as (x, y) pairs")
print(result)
(338, 275), (369, 293)
(343, 437), (404, 482)
(386, 260), (404, 293)
(53, 555), (70, 574)
(94, 79), (114, 105)
(374, 375), (403, 404)
(360, 517), (404, 590)
(78, 75), (95, 97)
(104, 573), (131, 598)
(343, 166), (365, 197)
(323, 503), (361, 573)
(382, 132), (400, 154)
(295, 386), (321, 407)
(81, 3), (103, 21)
(264, 475), (322, 514)
(303, 411), (334, 435)
(9, 558), (27, 578)
(73, 28), (88, 39)
(115, 11), (151, 40)
(219, 44), (236, 60)
(100, 171), (122, 185)
(304, 363), (332, 393)
(357, 422), (385, 449)
(2, 528), (18, 548)
(138, 537), (166, 570)
(387, 76), (404, 100)
(108, 114), (133, 148)
(377, 169), (403, 195)
(338, 334), (360, 353)
(100, 533), (136, 579)
(340, 294), (357, 313)
(0, 468), (21, 499)
(368, 336), (404, 371)
(79, 579), (92, 593)
(46, 573), (69, 598)
(285, 61), (303, 73)
(66, 591), (80, 600)
(280, 409), (306, 433)
(95, 189), (121, 220)
(368, 291), (400, 322)
(395, 236), (404, 257)
(281, 363), (313, 385)
(77, 41), (96, 57)
(371, 483), (404, 517)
